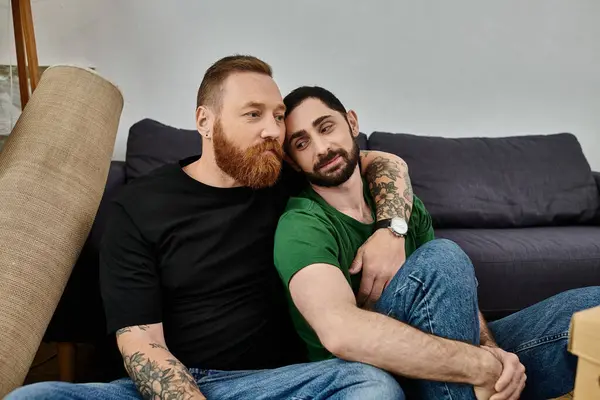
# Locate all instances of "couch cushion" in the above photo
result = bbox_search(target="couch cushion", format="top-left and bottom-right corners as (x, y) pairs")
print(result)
(356, 132), (368, 151)
(368, 132), (600, 229)
(436, 227), (600, 316)
(126, 119), (202, 180)
(594, 171), (600, 222)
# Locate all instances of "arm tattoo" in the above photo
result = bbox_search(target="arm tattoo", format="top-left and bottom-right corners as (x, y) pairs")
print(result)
(116, 325), (150, 337)
(403, 169), (413, 205)
(123, 351), (202, 399)
(364, 156), (413, 221)
(116, 327), (131, 337)
(150, 343), (168, 351)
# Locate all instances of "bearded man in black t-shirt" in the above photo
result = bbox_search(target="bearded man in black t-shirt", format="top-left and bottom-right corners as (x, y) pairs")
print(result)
(7, 55), (416, 400)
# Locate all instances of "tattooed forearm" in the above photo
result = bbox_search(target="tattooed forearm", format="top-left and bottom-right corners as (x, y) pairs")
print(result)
(123, 351), (203, 400)
(150, 343), (168, 351)
(116, 327), (131, 337)
(402, 169), (413, 206)
(116, 325), (150, 337)
(364, 155), (413, 221)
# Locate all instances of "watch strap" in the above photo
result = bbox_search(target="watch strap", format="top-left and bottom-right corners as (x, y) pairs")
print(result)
(374, 218), (392, 230)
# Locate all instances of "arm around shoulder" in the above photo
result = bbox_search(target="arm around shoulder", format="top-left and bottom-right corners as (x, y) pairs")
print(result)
(359, 150), (413, 222)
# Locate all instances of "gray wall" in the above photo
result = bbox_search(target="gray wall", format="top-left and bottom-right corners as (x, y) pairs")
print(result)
(1, 0), (599, 169)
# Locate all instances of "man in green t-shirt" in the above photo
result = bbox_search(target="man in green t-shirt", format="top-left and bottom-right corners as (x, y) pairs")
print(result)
(273, 86), (598, 400)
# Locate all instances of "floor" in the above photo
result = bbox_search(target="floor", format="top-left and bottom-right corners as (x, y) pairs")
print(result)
(23, 343), (574, 399)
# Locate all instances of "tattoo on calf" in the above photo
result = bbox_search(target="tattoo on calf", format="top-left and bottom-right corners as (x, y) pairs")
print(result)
(365, 156), (413, 221)
(123, 351), (201, 400)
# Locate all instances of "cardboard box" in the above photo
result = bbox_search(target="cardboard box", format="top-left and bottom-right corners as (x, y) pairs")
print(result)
(568, 306), (600, 399)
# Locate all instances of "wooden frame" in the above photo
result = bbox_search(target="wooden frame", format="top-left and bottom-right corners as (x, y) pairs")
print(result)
(11, 0), (39, 110)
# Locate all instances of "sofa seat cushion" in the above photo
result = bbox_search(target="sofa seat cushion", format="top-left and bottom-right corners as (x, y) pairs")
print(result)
(368, 132), (600, 229)
(435, 227), (600, 316)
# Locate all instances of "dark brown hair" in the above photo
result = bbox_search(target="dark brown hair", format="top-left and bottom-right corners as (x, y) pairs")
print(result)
(196, 55), (272, 111)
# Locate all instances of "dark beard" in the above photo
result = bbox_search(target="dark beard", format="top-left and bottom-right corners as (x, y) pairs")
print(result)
(305, 139), (360, 187)
(212, 120), (284, 189)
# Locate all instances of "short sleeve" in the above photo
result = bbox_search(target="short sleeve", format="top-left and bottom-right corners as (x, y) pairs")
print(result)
(414, 197), (435, 246)
(274, 206), (340, 287)
(99, 202), (162, 333)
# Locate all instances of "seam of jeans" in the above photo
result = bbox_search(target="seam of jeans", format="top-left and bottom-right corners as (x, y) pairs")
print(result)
(387, 282), (410, 316)
(406, 273), (454, 400)
(509, 331), (570, 354)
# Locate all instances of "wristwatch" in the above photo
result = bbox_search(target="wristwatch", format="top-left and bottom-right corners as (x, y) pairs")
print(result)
(375, 217), (408, 238)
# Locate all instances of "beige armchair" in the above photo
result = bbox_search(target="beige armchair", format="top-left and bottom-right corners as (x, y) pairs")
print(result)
(0, 65), (123, 397)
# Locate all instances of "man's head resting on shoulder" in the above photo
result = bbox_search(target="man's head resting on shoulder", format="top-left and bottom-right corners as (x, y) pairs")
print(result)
(195, 55), (285, 189)
(283, 86), (361, 188)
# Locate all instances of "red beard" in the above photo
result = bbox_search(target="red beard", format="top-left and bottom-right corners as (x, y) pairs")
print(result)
(212, 120), (283, 189)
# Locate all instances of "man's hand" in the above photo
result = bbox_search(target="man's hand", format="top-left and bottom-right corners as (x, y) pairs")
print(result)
(482, 346), (526, 400)
(349, 228), (406, 309)
(473, 350), (503, 400)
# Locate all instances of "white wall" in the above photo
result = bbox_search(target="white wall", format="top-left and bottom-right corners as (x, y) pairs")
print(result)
(1, 0), (599, 169)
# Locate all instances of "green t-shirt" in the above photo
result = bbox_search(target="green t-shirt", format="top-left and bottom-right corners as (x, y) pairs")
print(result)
(273, 179), (435, 361)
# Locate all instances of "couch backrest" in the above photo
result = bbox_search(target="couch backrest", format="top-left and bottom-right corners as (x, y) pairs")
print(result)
(367, 132), (600, 229)
(126, 118), (369, 180)
(126, 119), (203, 180)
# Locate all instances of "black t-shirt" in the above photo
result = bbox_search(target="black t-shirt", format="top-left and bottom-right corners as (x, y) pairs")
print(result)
(99, 156), (306, 371)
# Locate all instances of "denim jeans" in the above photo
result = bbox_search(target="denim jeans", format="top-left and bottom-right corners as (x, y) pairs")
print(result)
(373, 238), (600, 399)
(7, 239), (600, 399)
(5, 358), (403, 400)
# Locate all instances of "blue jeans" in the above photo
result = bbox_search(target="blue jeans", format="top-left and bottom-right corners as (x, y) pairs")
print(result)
(373, 238), (600, 399)
(7, 239), (600, 399)
(5, 358), (403, 399)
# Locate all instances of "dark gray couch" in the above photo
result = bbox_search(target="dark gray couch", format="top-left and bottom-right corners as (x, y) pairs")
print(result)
(44, 119), (600, 373)
(368, 131), (600, 318)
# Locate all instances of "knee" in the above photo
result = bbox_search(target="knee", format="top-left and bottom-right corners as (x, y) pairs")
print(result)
(416, 239), (475, 280)
(553, 286), (600, 315)
(349, 363), (405, 399)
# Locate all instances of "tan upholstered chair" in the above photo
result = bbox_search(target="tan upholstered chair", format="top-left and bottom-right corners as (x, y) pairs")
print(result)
(0, 65), (123, 397)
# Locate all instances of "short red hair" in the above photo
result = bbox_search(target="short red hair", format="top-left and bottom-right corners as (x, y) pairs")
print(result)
(196, 55), (273, 111)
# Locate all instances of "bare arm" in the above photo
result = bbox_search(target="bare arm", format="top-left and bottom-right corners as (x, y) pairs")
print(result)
(116, 323), (206, 400)
(289, 263), (502, 386)
(360, 150), (413, 222)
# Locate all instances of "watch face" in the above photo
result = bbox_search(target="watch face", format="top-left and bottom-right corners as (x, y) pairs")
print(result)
(391, 217), (408, 234)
